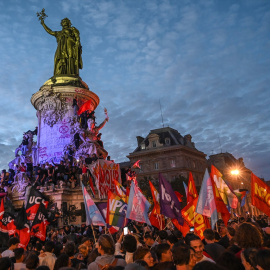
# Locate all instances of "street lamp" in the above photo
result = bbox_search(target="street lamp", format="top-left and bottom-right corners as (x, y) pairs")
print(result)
(231, 169), (239, 176)
(231, 169), (240, 189)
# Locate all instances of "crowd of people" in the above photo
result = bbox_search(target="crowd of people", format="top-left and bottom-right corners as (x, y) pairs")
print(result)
(0, 216), (270, 270)
(0, 153), (113, 192)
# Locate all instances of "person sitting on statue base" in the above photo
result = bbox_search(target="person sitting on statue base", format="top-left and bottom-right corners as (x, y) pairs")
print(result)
(67, 146), (74, 165)
(8, 169), (15, 186)
(74, 132), (80, 150)
(82, 164), (87, 183)
(52, 160), (66, 181)
(34, 167), (45, 188)
(31, 126), (38, 136)
(96, 133), (104, 148)
(21, 133), (29, 156)
(91, 153), (98, 163)
(45, 176), (56, 191)
(26, 162), (33, 181)
(72, 96), (79, 116)
(68, 174), (77, 189)
(19, 162), (26, 174)
(0, 170), (8, 186)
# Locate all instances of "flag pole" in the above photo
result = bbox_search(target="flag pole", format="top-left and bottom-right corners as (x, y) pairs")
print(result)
(91, 224), (97, 243)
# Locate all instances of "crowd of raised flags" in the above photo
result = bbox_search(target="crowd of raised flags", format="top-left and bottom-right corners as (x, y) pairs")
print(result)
(0, 164), (269, 250)
(81, 164), (270, 239)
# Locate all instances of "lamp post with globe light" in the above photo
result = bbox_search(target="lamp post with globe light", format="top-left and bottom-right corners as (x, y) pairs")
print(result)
(231, 169), (244, 189)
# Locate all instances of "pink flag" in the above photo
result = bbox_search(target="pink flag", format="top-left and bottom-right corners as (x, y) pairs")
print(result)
(196, 169), (218, 229)
(126, 182), (151, 225)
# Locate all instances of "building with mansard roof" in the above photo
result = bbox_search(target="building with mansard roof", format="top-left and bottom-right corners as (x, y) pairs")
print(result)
(126, 127), (207, 185)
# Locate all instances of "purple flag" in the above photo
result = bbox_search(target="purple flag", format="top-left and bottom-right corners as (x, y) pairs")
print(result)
(96, 202), (107, 221)
(159, 173), (183, 225)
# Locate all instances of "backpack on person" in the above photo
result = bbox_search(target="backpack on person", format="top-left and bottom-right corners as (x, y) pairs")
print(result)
(97, 258), (118, 270)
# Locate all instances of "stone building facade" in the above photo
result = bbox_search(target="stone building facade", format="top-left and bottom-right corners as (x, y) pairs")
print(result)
(127, 127), (207, 185)
(208, 152), (251, 190)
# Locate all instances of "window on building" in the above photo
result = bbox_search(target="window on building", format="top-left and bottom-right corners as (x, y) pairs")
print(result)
(170, 159), (176, 168)
(152, 141), (157, 147)
(165, 138), (171, 145)
(154, 162), (159, 170)
(141, 143), (145, 150)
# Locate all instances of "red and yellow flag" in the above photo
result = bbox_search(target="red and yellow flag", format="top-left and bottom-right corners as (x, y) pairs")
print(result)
(182, 172), (210, 239)
(187, 172), (198, 204)
(149, 181), (165, 230)
(210, 177), (231, 226)
(251, 173), (270, 217)
(149, 181), (159, 208)
(113, 179), (127, 202)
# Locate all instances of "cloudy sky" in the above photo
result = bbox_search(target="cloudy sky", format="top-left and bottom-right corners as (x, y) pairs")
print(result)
(0, 0), (269, 179)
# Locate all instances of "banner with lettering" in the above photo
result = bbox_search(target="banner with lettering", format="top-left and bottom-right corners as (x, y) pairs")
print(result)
(126, 182), (151, 225)
(182, 172), (210, 239)
(251, 173), (270, 216)
(106, 190), (127, 228)
(26, 187), (49, 220)
(89, 160), (121, 199)
(30, 203), (49, 241)
(182, 198), (210, 239)
(159, 173), (184, 225)
(0, 212), (16, 235)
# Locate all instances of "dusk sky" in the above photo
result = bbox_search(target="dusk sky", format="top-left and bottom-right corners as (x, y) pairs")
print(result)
(0, 0), (269, 180)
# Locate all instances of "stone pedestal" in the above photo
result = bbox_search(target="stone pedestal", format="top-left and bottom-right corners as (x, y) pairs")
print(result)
(31, 76), (99, 164)
(11, 185), (105, 226)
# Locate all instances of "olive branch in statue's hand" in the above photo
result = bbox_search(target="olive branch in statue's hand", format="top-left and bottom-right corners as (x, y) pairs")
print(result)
(37, 8), (48, 21)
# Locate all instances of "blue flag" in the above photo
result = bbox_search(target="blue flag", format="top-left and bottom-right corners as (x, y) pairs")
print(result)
(159, 173), (183, 225)
(82, 184), (106, 226)
(241, 191), (249, 207)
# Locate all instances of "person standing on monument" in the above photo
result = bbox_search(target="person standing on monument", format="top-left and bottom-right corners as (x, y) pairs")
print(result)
(21, 133), (29, 156)
(39, 15), (83, 76)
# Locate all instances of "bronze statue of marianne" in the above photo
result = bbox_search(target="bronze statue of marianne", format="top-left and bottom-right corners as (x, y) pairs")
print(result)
(37, 9), (83, 76)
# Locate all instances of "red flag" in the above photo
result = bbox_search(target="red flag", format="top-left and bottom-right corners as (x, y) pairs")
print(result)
(251, 173), (270, 216)
(172, 219), (190, 237)
(148, 181), (165, 230)
(26, 187), (49, 220)
(89, 176), (96, 196)
(187, 172), (198, 204)
(109, 226), (119, 234)
(182, 172), (210, 239)
(15, 205), (30, 249)
(175, 191), (183, 202)
(17, 226), (30, 249)
(31, 204), (49, 241)
(126, 187), (130, 204)
(77, 100), (92, 115)
(0, 199), (4, 219)
(0, 212), (16, 236)
(210, 178), (231, 226)
(149, 205), (165, 230)
(149, 181), (159, 208)
(132, 160), (141, 169)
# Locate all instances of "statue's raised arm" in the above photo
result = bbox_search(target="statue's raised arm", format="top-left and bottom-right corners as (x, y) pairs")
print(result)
(37, 9), (83, 76)
(40, 19), (56, 37)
